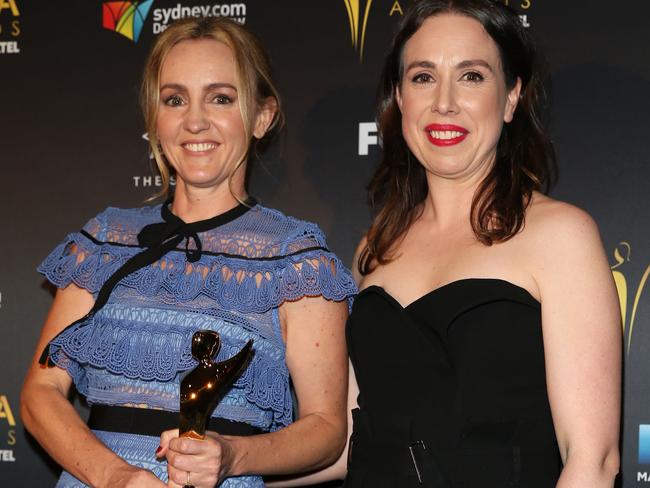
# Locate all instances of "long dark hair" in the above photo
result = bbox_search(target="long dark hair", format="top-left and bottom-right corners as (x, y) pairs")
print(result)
(359, 0), (555, 275)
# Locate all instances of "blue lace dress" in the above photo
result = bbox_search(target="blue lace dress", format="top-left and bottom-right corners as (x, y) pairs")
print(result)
(38, 201), (356, 487)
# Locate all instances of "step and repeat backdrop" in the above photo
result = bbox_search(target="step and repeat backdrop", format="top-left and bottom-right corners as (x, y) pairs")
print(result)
(1, 0), (649, 485)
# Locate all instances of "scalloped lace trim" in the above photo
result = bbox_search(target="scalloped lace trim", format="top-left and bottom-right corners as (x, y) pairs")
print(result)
(38, 233), (356, 314)
(48, 312), (293, 429)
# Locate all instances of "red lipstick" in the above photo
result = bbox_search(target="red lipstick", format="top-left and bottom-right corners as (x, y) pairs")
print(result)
(425, 124), (469, 147)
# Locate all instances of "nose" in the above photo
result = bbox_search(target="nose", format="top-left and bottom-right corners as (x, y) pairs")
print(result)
(183, 102), (210, 133)
(431, 77), (459, 115)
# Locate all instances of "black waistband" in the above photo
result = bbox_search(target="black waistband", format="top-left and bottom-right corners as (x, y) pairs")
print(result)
(88, 405), (263, 437)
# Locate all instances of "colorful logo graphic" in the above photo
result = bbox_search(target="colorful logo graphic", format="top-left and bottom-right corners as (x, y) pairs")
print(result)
(102, 0), (154, 42)
(611, 242), (650, 354)
(640, 425), (650, 464)
(343, 0), (373, 62)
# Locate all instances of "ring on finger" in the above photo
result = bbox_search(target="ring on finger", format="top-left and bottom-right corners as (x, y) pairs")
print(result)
(182, 470), (195, 488)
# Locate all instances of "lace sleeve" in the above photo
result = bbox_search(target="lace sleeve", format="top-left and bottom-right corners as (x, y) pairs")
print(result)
(37, 209), (130, 294)
(269, 221), (357, 306)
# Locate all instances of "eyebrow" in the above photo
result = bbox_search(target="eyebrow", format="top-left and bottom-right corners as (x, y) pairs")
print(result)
(404, 59), (495, 73)
(159, 82), (237, 92)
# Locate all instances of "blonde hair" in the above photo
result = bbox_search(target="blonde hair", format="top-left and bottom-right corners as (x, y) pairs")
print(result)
(140, 17), (283, 200)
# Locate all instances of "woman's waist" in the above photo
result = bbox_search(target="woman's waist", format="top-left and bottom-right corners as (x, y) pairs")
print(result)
(351, 407), (558, 448)
(78, 366), (294, 430)
(349, 408), (560, 485)
(88, 404), (265, 437)
(85, 394), (280, 432)
(347, 441), (560, 487)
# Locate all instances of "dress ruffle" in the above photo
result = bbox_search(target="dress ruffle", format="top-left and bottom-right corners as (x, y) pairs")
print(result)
(38, 232), (356, 314)
(47, 306), (293, 429)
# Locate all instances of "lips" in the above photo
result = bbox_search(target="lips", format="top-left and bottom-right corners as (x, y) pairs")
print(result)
(182, 141), (219, 153)
(425, 124), (469, 147)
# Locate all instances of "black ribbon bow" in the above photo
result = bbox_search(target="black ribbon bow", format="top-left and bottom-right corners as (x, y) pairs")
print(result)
(137, 201), (203, 263)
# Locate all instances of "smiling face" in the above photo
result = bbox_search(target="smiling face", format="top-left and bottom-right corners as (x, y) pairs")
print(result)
(397, 13), (521, 182)
(157, 38), (264, 193)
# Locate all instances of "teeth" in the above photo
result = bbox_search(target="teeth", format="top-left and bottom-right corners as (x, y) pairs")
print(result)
(429, 130), (465, 140)
(184, 142), (217, 152)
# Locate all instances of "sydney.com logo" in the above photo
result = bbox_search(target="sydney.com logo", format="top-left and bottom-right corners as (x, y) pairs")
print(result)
(102, 1), (153, 42)
(103, 2), (248, 42)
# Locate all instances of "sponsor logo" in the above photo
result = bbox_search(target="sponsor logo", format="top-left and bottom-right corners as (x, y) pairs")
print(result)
(0, 40), (17, 53)
(102, 0), (154, 43)
(0, 396), (14, 427)
(343, 0), (373, 62)
(0, 395), (15, 462)
(134, 133), (176, 188)
(151, 3), (247, 34)
(0, 0), (20, 55)
(342, 0), (531, 60)
(611, 242), (650, 353)
(500, 0), (533, 28)
(0, 0), (18, 15)
(641, 425), (650, 464)
(133, 175), (176, 187)
(358, 122), (378, 156)
(0, 450), (15, 461)
(342, 1), (405, 62)
(501, 0), (532, 9)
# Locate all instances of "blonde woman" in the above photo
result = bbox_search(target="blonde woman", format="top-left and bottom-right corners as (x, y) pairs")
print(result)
(21, 17), (354, 488)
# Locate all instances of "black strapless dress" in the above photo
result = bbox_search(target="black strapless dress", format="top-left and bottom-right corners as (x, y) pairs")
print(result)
(344, 279), (562, 488)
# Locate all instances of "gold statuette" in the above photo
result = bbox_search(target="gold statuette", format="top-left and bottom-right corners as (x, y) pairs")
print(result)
(179, 330), (254, 440)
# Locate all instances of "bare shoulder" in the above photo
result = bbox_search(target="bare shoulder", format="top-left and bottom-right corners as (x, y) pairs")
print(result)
(525, 193), (602, 251)
(522, 193), (609, 286)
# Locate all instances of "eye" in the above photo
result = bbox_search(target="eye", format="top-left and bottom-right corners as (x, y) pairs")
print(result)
(412, 72), (434, 84)
(461, 71), (485, 83)
(163, 94), (185, 107)
(212, 94), (233, 105)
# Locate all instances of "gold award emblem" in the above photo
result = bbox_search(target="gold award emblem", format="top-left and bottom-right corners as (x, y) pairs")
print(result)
(611, 242), (650, 353)
(343, 0), (373, 62)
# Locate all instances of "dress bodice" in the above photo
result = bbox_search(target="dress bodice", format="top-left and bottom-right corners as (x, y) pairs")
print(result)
(42, 202), (356, 488)
(39, 202), (356, 433)
(345, 279), (561, 488)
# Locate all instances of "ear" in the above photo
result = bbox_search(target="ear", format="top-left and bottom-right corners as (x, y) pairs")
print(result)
(252, 97), (278, 139)
(503, 77), (522, 123)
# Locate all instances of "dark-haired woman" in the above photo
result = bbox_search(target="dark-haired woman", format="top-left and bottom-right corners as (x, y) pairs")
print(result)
(21, 17), (354, 488)
(342, 1), (621, 487)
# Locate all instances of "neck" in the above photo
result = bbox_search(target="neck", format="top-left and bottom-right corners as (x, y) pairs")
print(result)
(420, 161), (492, 230)
(171, 180), (247, 223)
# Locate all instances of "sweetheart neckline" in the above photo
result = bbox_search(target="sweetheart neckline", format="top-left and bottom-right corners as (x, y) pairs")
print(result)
(359, 278), (540, 310)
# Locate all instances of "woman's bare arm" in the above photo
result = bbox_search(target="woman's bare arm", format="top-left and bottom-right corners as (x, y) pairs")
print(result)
(528, 201), (620, 487)
(21, 284), (165, 488)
